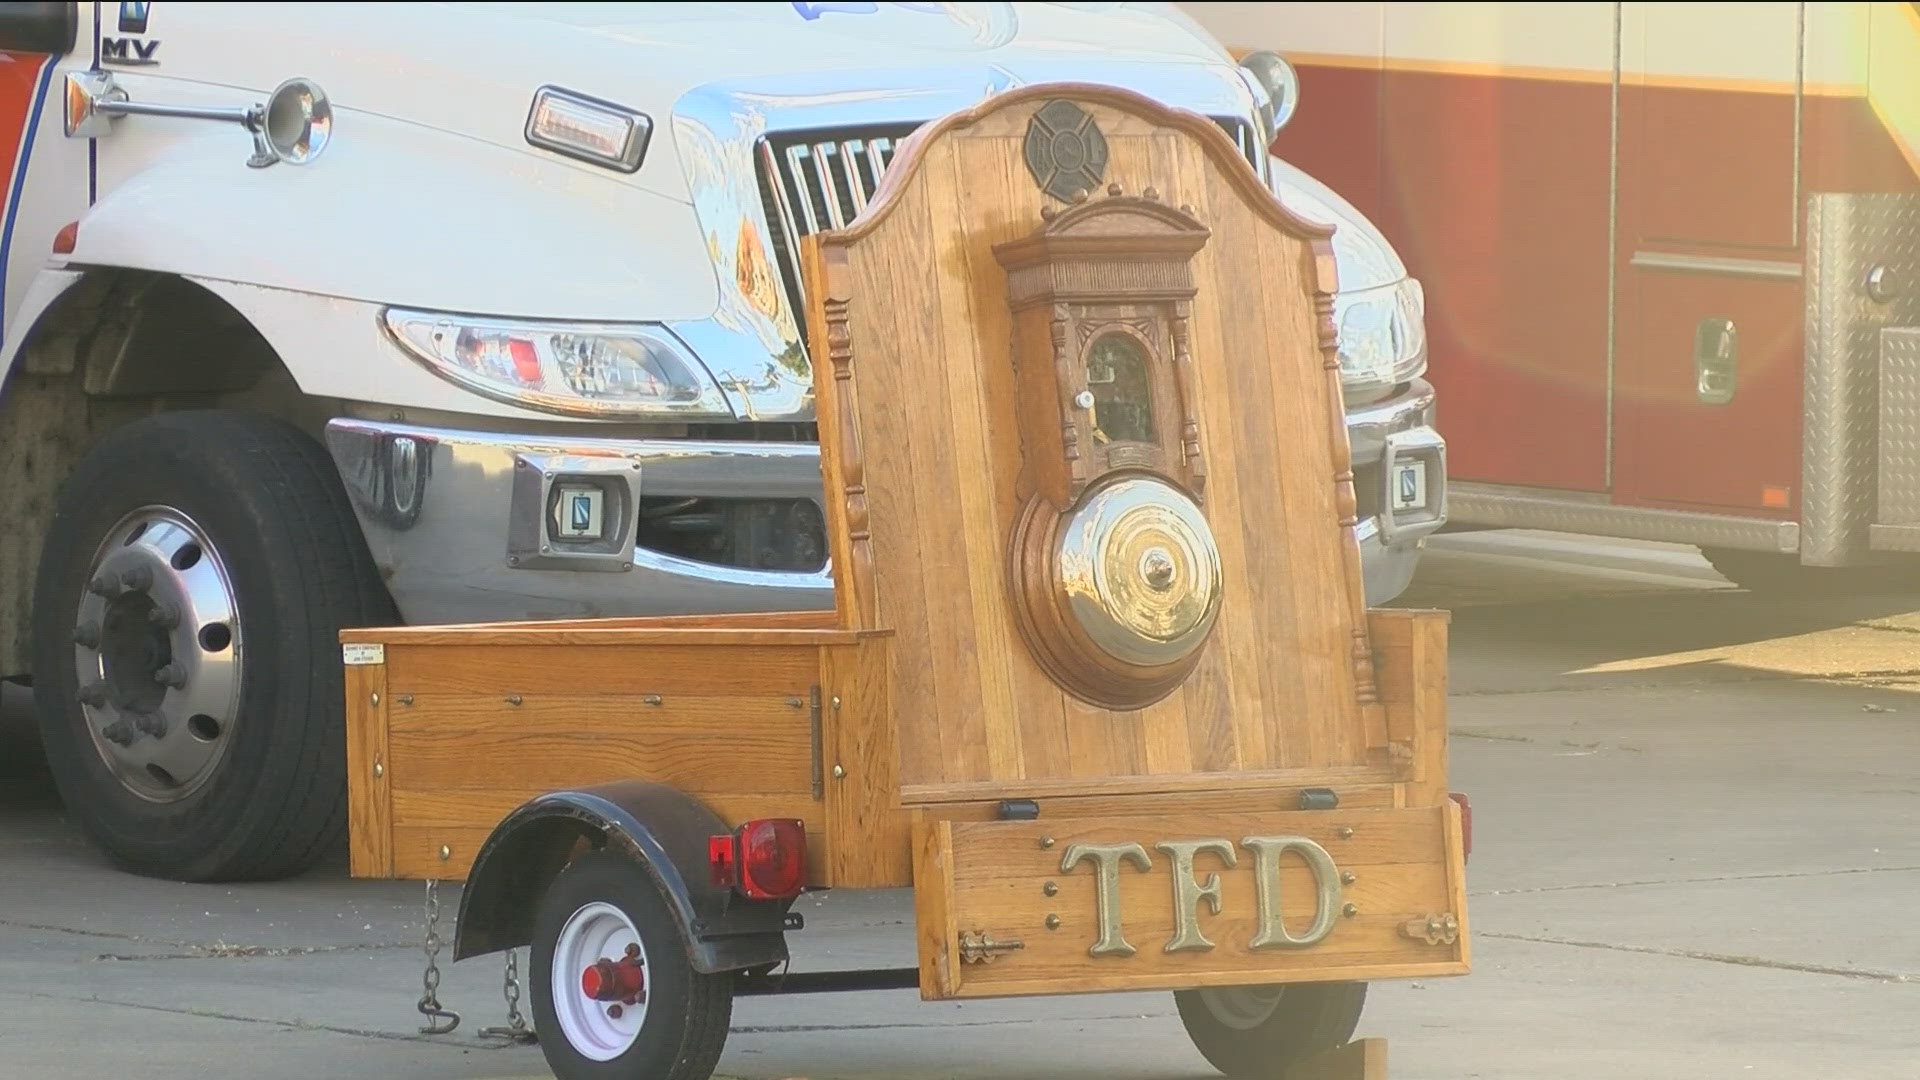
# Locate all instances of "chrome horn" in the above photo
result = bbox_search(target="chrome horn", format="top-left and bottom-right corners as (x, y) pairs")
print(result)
(64, 71), (333, 168)
(261, 78), (331, 166)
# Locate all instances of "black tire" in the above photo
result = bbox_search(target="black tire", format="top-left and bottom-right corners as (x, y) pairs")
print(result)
(1699, 547), (1896, 596)
(1174, 982), (1367, 1079)
(531, 853), (734, 1080)
(32, 410), (392, 881)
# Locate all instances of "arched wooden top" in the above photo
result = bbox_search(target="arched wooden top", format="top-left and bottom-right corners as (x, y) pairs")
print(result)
(816, 82), (1337, 279)
(798, 84), (1382, 800)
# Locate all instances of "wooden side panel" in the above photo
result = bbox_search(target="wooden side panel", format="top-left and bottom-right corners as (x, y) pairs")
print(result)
(820, 637), (911, 887)
(913, 816), (962, 999)
(806, 86), (1385, 802)
(344, 661), (392, 878)
(373, 641), (829, 882)
(914, 806), (1467, 999)
(1368, 609), (1452, 799)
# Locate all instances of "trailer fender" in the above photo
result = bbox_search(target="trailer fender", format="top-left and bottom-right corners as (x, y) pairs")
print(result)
(452, 781), (789, 974)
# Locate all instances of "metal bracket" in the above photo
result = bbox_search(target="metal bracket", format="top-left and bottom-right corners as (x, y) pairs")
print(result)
(1398, 912), (1459, 946)
(957, 930), (1025, 965)
(805, 685), (824, 799)
(65, 69), (277, 166)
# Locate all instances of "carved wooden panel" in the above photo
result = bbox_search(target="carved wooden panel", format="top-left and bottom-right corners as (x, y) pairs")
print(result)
(801, 84), (1385, 802)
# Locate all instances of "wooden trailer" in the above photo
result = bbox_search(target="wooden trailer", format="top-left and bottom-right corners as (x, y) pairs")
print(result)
(342, 84), (1468, 1080)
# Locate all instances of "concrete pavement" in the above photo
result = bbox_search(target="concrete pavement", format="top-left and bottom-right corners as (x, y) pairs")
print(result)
(2, 530), (1916, 1079)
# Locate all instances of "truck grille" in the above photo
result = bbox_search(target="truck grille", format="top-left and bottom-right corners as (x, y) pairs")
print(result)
(755, 116), (1264, 341)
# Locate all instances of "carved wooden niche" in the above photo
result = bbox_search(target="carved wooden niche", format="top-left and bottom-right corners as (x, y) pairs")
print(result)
(995, 187), (1220, 709)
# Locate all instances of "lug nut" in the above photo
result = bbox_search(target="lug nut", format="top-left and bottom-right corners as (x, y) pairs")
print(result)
(148, 604), (179, 630)
(72, 621), (101, 649)
(154, 663), (187, 689)
(121, 565), (153, 592)
(87, 574), (121, 597)
(101, 718), (137, 746)
(78, 681), (108, 708)
(606, 1004), (623, 1019)
(132, 711), (168, 739)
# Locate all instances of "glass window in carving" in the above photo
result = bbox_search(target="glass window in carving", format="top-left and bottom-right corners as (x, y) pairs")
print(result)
(1086, 332), (1155, 445)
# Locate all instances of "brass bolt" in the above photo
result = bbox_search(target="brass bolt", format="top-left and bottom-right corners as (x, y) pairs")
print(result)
(396, 694), (413, 706)
(505, 694), (523, 706)
(1039, 836), (1056, 849)
(1342, 903), (1358, 918)
(1341, 871), (1357, 885)
(1042, 881), (1058, 897)
(831, 764), (846, 779)
(786, 697), (805, 709)
(643, 695), (662, 706)
(372, 759), (384, 779)
(438, 845), (451, 861)
(1045, 914), (1061, 930)
(370, 692), (380, 707)
(1337, 826), (1355, 840)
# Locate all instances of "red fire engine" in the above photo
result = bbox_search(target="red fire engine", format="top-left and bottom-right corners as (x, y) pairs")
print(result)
(1193, 1), (1920, 588)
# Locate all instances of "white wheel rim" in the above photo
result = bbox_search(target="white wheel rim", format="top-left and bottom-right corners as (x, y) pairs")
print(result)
(551, 901), (648, 1061)
(1198, 985), (1287, 1031)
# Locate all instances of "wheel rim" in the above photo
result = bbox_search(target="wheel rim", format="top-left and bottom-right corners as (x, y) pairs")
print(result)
(551, 900), (648, 1061)
(1198, 985), (1287, 1031)
(71, 506), (242, 803)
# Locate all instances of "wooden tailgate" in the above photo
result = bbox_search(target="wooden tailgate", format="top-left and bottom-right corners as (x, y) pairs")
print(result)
(913, 805), (1468, 999)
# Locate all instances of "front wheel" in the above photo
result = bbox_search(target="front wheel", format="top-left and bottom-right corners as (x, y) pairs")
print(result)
(32, 411), (392, 881)
(531, 853), (734, 1080)
(1174, 982), (1367, 1079)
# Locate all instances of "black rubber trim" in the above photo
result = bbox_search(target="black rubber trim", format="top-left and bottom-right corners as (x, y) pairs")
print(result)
(453, 781), (790, 974)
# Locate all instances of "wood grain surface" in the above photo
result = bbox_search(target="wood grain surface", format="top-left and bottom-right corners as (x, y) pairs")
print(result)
(804, 84), (1389, 800)
(914, 805), (1466, 999)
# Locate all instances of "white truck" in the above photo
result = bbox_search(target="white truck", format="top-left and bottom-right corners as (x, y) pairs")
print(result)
(0, 1), (1442, 880)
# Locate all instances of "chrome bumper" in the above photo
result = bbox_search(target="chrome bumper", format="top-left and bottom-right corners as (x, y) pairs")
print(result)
(324, 419), (834, 625)
(326, 382), (1444, 624)
(1346, 378), (1446, 605)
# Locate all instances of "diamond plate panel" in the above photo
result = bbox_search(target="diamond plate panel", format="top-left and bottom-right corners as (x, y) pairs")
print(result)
(1450, 482), (1799, 553)
(1877, 327), (1920, 525)
(1803, 194), (1920, 564)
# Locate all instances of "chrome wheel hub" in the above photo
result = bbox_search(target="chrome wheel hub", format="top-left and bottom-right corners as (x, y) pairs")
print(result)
(72, 507), (242, 803)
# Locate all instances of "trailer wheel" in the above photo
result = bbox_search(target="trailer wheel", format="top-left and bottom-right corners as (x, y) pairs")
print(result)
(31, 411), (391, 881)
(531, 853), (733, 1080)
(1174, 982), (1366, 1079)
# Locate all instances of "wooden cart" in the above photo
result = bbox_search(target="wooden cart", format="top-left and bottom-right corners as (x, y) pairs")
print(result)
(343, 84), (1467, 1080)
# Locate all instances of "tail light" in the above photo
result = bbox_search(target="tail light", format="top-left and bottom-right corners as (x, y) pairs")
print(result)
(1448, 792), (1472, 862)
(708, 818), (807, 900)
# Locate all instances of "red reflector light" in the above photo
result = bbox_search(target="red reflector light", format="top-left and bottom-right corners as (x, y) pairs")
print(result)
(736, 818), (807, 900)
(52, 221), (78, 255)
(707, 834), (737, 889)
(1448, 791), (1472, 862)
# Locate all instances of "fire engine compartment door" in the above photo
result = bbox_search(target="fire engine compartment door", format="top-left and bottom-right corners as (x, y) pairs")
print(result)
(911, 805), (1468, 1000)
(1609, 2), (1806, 517)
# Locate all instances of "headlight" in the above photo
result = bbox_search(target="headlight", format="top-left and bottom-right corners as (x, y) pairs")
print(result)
(1334, 278), (1426, 389)
(384, 309), (733, 419)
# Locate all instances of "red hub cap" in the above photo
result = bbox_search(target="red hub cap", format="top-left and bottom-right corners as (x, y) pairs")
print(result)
(580, 945), (646, 1004)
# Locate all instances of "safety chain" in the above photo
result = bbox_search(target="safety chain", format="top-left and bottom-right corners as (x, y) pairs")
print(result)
(416, 879), (461, 1035)
(480, 947), (538, 1044)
